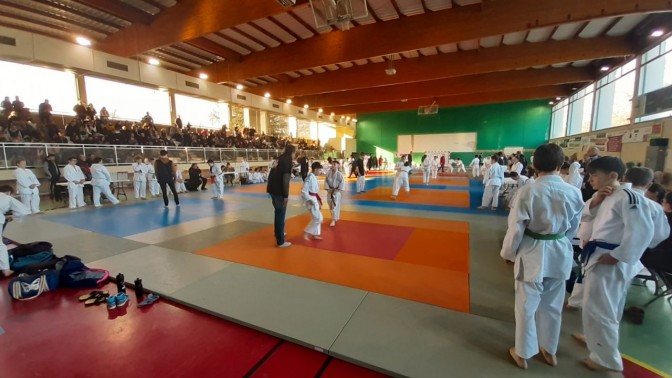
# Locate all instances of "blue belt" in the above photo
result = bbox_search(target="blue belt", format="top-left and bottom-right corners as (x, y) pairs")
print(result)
(576, 241), (619, 283)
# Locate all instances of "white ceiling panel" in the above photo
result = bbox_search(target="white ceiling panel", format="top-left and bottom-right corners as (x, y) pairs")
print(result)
(298, 69), (314, 75)
(395, 0), (425, 16)
(438, 43), (458, 53)
(502, 31), (526, 45)
(369, 56), (386, 63)
(235, 23), (281, 47)
(526, 26), (554, 43)
(220, 29), (266, 52)
(161, 46), (213, 66)
(419, 47), (439, 55)
(607, 14), (648, 36)
(241, 80), (258, 87)
(458, 40), (479, 50)
(354, 59), (369, 65)
(579, 17), (615, 38)
(551, 62), (571, 68)
(339, 61), (355, 68)
(272, 13), (314, 39)
(571, 60), (592, 67)
(204, 34), (252, 55)
(291, 6), (333, 34)
(285, 71), (302, 78)
(423, 0), (453, 11)
(368, 0), (399, 21)
(139, 54), (190, 72)
(311, 66), (326, 73)
(325, 64), (340, 71)
(479, 35), (501, 48)
(532, 65), (549, 69)
(252, 18), (297, 44)
(453, 0), (482, 5)
(401, 50), (420, 58)
(260, 75), (279, 82)
(552, 21), (585, 40)
(173, 42), (224, 62)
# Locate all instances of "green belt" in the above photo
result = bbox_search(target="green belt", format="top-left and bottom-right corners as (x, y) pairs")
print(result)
(524, 229), (564, 240)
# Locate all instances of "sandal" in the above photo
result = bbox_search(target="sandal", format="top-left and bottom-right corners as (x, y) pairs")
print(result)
(85, 294), (109, 306)
(78, 291), (108, 302)
(138, 293), (160, 308)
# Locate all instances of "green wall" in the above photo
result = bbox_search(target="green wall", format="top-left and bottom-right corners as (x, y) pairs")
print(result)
(356, 100), (551, 161)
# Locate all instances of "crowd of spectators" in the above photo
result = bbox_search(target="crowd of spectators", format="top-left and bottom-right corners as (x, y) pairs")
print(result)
(0, 96), (325, 152)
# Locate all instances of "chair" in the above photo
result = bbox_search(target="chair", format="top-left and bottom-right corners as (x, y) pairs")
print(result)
(644, 270), (672, 306)
(115, 172), (129, 200)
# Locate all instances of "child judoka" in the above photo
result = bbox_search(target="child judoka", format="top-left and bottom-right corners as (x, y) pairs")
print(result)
(324, 160), (345, 227)
(145, 158), (160, 197)
(391, 161), (411, 200)
(207, 159), (224, 199)
(421, 155), (431, 184)
(501, 143), (584, 369)
(478, 155), (504, 210)
(471, 155), (480, 178)
(572, 157), (667, 372)
(132, 156), (148, 200)
(302, 162), (324, 240)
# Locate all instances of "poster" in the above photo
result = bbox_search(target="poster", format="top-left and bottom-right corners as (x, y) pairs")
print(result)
(606, 135), (623, 152)
(652, 123), (662, 136)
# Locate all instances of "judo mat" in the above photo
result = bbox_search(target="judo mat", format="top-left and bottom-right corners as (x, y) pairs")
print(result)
(197, 210), (470, 312)
(408, 176), (469, 186)
(352, 187), (470, 208)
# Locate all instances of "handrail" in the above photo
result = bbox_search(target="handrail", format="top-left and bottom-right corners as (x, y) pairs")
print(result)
(0, 142), (341, 169)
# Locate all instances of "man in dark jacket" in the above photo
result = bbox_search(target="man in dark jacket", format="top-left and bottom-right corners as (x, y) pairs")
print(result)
(267, 144), (296, 248)
(298, 154), (308, 181)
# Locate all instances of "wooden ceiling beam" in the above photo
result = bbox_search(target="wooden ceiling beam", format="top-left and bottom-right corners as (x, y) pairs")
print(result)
(322, 85), (571, 115)
(72, 0), (153, 25)
(296, 67), (591, 108)
(99, 0), (307, 57)
(249, 36), (632, 98)
(199, 0), (672, 83)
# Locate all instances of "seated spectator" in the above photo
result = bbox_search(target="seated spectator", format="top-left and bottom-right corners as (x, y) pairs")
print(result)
(646, 183), (666, 204)
(641, 191), (672, 273)
(186, 163), (207, 191)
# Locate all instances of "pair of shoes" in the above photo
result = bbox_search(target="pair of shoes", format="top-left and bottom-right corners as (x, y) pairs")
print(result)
(107, 292), (129, 310)
(138, 293), (160, 308)
(79, 290), (109, 306)
(277, 242), (292, 248)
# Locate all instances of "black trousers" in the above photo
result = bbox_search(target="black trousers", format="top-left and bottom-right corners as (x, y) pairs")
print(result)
(50, 176), (62, 201)
(159, 181), (179, 206)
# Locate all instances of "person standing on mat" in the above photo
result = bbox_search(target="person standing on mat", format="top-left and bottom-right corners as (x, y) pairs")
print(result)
(439, 154), (446, 173)
(355, 152), (366, 193)
(298, 154), (309, 182)
(155, 151), (179, 208)
(63, 156), (86, 209)
(478, 155), (504, 210)
(500, 143), (584, 370)
(391, 161), (411, 200)
(267, 144), (296, 248)
(90, 157), (120, 207)
(132, 156), (148, 200)
(302, 162), (324, 240)
(325, 159), (345, 227)
(421, 154), (431, 185)
(14, 159), (41, 214)
(207, 159), (224, 199)
(471, 155), (481, 178)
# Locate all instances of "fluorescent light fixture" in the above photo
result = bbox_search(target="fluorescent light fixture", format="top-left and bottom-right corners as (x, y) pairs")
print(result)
(286, 99), (292, 104)
(555, 97), (561, 100)
(75, 36), (91, 46)
(318, 108), (323, 113)
(651, 29), (664, 37)
(600, 66), (610, 72)
(548, 101), (554, 105)
(352, 119), (357, 122)
(264, 92), (271, 98)
(303, 104), (309, 109)
(148, 58), (160, 66)
(236, 84), (244, 90)
(346, 116), (351, 121)
(199, 73), (208, 79)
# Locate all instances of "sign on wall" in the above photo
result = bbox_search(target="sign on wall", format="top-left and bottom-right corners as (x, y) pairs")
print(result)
(606, 135), (623, 152)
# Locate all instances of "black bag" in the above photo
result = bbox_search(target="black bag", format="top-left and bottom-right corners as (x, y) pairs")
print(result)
(9, 241), (53, 258)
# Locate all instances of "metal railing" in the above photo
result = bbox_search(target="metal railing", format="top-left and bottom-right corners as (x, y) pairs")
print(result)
(0, 143), (338, 169)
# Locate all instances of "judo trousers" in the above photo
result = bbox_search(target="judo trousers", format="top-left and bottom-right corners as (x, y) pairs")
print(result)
(515, 278), (565, 359)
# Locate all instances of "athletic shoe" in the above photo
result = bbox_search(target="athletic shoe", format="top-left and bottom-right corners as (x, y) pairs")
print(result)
(277, 242), (292, 248)
(115, 292), (129, 308)
(106, 295), (117, 310)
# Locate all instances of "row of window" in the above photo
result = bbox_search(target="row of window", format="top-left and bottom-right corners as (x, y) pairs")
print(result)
(550, 35), (672, 139)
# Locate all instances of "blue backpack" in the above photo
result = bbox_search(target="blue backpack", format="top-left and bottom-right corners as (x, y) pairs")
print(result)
(59, 260), (109, 288)
(8, 270), (60, 300)
(10, 250), (57, 273)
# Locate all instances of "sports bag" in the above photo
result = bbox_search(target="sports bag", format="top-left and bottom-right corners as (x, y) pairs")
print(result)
(59, 259), (109, 288)
(8, 270), (60, 300)
(9, 241), (53, 258)
(10, 250), (56, 273)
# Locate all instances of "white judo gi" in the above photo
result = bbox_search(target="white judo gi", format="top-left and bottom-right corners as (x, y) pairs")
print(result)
(325, 168), (345, 223)
(501, 175), (584, 360)
(430, 158), (439, 179)
(481, 162), (504, 209)
(210, 164), (224, 199)
(578, 185), (668, 371)
(15, 167), (40, 213)
(565, 162), (582, 189)
(506, 175), (531, 208)
(91, 163), (120, 207)
(174, 170), (187, 193)
(510, 162), (524, 175)
(392, 166), (411, 197)
(0, 193), (30, 272)
(63, 164), (86, 209)
(146, 163), (160, 197)
(301, 172), (323, 236)
(471, 157), (480, 178)
(132, 162), (147, 199)
(455, 160), (466, 173)
(421, 158), (431, 184)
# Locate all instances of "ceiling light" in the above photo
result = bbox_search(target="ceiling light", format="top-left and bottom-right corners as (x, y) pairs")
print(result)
(236, 84), (244, 90)
(199, 73), (208, 79)
(346, 116), (351, 121)
(286, 99), (292, 104)
(303, 104), (309, 109)
(571, 87), (577, 90)
(75, 36), (91, 46)
(548, 101), (554, 105)
(341, 116), (345, 119)
(352, 119), (357, 122)
(148, 58), (160, 66)
(264, 92), (271, 98)
(651, 29), (664, 37)
(555, 97), (561, 100)
(318, 108), (323, 113)
(330, 112), (335, 116)
(600, 66), (610, 72)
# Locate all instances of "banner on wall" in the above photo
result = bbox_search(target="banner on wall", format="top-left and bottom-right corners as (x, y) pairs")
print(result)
(621, 126), (653, 143)
(606, 135), (623, 152)
(652, 123), (662, 137)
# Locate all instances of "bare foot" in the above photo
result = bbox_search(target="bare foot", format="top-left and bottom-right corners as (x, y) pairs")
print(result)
(571, 333), (586, 345)
(508, 347), (527, 369)
(313, 235), (323, 240)
(539, 348), (557, 367)
(1, 269), (14, 278)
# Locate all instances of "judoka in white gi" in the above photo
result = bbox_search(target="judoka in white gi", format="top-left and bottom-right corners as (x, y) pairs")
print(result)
(504, 172), (531, 210)
(563, 161), (583, 189)
(0, 185), (31, 277)
(572, 158), (668, 372)
(355, 153), (366, 193)
(501, 143), (584, 370)
(471, 155), (481, 178)
(90, 158), (120, 207)
(430, 156), (440, 179)
(478, 155), (504, 210)
(510, 156), (524, 175)
(302, 162), (324, 240)
(325, 160), (345, 227)
(421, 154), (431, 184)
(207, 159), (224, 199)
(132, 156), (148, 200)
(145, 158), (160, 197)
(63, 157), (86, 209)
(174, 169), (187, 193)
(455, 158), (466, 173)
(14, 159), (40, 214)
(391, 161), (412, 200)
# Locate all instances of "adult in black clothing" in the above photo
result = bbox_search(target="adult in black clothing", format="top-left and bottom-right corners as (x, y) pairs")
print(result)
(641, 192), (672, 273)
(581, 147), (600, 201)
(186, 163), (207, 191)
(267, 144), (296, 248)
(176, 115), (183, 129)
(355, 152), (366, 193)
(43, 154), (61, 201)
(38, 99), (52, 125)
(298, 155), (308, 181)
(155, 150), (179, 207)
(1, 97), (11, 118)
(12, 96), (24, 113)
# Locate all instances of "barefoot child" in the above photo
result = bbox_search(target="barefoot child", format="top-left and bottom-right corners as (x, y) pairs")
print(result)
(302, 162), (324, 240)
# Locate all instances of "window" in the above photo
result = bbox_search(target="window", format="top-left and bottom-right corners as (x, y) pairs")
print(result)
(317, 123), (336, 146)
(85, 76), (170, 124)
(174, 93), (229, 130)
(636, 35), (672, 122)
(297, 119), (311, 139)
(593, 60), (636, 130)
(566, 84), (594, 136)
(268, 113), (288, 136)
(550, 99), (569, 138)
(0, 60), (77, 115)
(230, 103), (244, 130)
